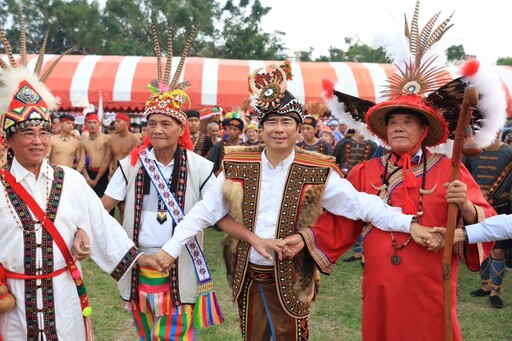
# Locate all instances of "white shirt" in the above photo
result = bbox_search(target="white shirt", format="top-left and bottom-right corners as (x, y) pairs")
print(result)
(162, 148), (413, 265)
(0, 158), (137, 341)
(466, 214), (512, 243)
(105, 148), (216, 249)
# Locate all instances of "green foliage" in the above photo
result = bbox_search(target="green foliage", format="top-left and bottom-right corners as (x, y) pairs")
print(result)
(84, 227), (512, 340)
(217, 0), (285, 60)
(497, 57), (512, 66)
(447, 44), (469, 63)
(1, 1), (503, 63)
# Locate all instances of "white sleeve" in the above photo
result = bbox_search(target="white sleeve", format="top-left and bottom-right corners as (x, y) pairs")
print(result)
(71, 171), (139, 279)
(466, 214), (512, 243)
(322, 170), (413, 233)
(161, 172), (229, 258)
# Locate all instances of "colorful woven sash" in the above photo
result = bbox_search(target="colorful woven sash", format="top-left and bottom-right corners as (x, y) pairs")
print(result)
(139, 149), (224, 328)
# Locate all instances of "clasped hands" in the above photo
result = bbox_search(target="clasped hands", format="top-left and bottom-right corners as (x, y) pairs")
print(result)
(151, 225), (453, 275)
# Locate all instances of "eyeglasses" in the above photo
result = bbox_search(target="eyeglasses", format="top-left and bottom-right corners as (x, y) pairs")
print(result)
(17, 130), (52, 141)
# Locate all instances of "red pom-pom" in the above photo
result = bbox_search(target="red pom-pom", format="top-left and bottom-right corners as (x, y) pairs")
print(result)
(179, 121), (194, 151)
(322, 79), (335, 100)
(460, 58), (480, 77)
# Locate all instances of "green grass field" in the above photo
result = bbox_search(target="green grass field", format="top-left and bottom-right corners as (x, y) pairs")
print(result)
(84, 228), (512, 340)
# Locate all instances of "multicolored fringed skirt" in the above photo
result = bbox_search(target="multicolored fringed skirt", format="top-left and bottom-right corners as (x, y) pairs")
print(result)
(131, 267), (196, 341)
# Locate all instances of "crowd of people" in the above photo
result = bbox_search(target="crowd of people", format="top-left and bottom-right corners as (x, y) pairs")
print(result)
(1, 1), (512, 341)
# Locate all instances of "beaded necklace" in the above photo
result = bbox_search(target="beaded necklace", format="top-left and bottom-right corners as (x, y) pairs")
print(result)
(381, 150), (427, 265)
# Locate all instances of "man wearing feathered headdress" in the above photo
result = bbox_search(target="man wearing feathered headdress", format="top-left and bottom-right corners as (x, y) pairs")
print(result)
(153, 60), (438, 340)
(284, 1), (504, 340)
(0, 12), (141, 341)
(100, 22), (230, 339)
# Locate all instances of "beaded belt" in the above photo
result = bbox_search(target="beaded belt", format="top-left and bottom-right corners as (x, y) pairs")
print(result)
(248, 263), (275, 283)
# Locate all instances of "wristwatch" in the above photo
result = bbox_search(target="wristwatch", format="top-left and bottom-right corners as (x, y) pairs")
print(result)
(461, 227), (469, 242)
(411, 216), (419, 224)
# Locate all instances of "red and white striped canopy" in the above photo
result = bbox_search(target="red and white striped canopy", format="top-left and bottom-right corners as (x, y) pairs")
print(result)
(4, 54), (512, 117)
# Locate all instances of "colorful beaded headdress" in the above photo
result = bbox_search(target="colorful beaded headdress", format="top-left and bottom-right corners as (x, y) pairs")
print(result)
(144, 21), (198, 124)
(0, 11), (70, 136)
(322, 0), (506, 157)
(248, 60), (304, 124)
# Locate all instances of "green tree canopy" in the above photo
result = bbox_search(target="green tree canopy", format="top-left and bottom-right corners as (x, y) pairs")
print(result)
(0, 1), (508, 63)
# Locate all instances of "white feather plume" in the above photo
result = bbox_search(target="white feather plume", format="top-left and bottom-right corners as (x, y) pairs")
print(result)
(0, 67), (57, 121)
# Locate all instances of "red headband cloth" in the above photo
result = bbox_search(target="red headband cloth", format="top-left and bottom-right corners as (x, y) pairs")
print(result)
(116, 113), (130, 123)
(59, 116), (74, 123)
(85, 114), (100, 122)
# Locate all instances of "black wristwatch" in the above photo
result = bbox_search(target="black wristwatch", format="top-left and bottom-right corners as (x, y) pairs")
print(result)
(411, 216), (419, 224)
(461, 226), (469, 242)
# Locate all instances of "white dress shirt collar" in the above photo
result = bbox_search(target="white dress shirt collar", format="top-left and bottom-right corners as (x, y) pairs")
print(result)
(261, 148), (295, 171)
(11, 157), (53, 182)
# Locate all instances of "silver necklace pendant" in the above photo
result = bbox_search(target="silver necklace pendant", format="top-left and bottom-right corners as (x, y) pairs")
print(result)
(391, 254), (400, 265)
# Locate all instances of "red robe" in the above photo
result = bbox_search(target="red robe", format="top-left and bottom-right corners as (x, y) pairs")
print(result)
(304, 153), (495, 341)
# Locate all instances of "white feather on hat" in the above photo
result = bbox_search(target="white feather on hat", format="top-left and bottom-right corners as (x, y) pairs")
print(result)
(0, 67), (58, 118)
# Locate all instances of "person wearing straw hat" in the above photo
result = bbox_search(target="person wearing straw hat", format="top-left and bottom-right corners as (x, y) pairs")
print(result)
(153, 60), (438, 341)
(244, 121), (261, 145)
(0, 12), (141, 341)
(282, 2), (505, 340)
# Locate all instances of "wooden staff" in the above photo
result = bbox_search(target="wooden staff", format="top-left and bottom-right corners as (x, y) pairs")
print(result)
(442, 86), (478, 341)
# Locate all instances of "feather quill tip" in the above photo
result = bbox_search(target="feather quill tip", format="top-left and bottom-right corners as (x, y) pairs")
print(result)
(460, 58), (480, 77)
(322, 79), (335, 99)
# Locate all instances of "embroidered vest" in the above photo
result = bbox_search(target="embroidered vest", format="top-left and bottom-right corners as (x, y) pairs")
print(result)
(221, 145), (336, 318)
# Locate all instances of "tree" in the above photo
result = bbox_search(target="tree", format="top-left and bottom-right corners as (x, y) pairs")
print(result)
(446, 44), (468, 63)
(0, 0), (105, 55)
(100, 0), (219, 56)
(215, 0), (285, 60)
(497, 57), (512, 66)
(308, 38), (390, 63)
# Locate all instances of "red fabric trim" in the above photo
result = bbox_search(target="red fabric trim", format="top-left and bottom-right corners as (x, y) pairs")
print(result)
(5, 266), (67, 280)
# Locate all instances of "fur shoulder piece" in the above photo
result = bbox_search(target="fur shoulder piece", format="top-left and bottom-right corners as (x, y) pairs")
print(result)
(294, 146), (335, 162)
(224, 144), (265, 155)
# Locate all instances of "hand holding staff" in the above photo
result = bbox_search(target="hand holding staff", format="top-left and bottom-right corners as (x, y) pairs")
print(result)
(442, 86), (478, 341)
